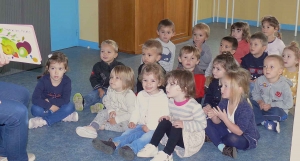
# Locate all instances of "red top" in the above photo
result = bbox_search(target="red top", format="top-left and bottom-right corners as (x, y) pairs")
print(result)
(194, 74), (206, 98)
(234, 39), (250, 64)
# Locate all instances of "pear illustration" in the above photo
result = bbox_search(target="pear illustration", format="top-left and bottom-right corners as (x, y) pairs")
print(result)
(1, 37), (18, 55)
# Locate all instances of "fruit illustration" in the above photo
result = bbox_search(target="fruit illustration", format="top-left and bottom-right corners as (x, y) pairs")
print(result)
(1, 37), (18, 55)
(18, 47), (28, 58)
(16, 41), (32, 53)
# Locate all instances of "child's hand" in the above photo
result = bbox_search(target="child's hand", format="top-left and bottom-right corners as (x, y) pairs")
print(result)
(128, 122), (136, 129)
(50, 105), (59, 112)
(98, 88), (105, 98)
(109, 111), (116, 118)
(159, 116), (170, 122)
(107, 117), (117, 125)
(0, 52), (9, 67)
(213, 106), (227, 121)
(172, 120), (183, 128)
(203, 105), (212, 115)
(207, 109), (216, 119)
(262, 104), (271, 111)
(142, 125), (149, 132)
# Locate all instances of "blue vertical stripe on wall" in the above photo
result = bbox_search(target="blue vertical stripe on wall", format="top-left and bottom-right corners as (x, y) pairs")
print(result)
(50, 0), (79, 51)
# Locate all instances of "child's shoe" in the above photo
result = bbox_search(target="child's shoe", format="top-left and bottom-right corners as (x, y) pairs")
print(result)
(137, 144), (158, 157)
(73, 93), (84, 111)
(222, 146), (237, 159)
(90, 103), (104, 113)
(263, 120), (280, 133)
(62, 112), (79, 122)
(118, 146), (135, 161)
(204, 135), (211, 142)
(76, 126), (97, 139)
(92, 138), (116, 155)
(0, 153), (36, 161)
(151, 151), (173, 161)
(28, 117), (47, 129)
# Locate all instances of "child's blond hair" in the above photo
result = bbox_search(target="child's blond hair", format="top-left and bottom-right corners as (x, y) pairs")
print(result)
(157, 19), (175, 32)
(284, 41), (300, 67)
(193, 23), (210, 38)
(250, 32), (268, 46)
(231, 22), (251, 42)
(264, 55), (284, 69)
(138, 63), (165, 87)
(101, 40), (118, 53)
(166, 70), (195, 98)
(261, 16), (282, 39)
(44, 52), (68, 75)
(142, 39), (163, 56)
(179, 45), (201, 59)
(111, 65), (135, 90)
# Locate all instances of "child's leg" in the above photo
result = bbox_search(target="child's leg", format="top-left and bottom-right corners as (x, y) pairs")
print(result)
(112, 125), (144, 149)
(125, 130), (155, 154)
(221, 133), (249, 150)
(43, 102), (75, 126)
(91, 109), (109, 129)
(163, 125), (184, 155)
(31, 104), (51, 118)
(104, 120), (129, 132)
(250, 99), (265, 124)
(149, 119), (172, 147)
(84, 89), (106, 108)
(205, 119), (229, 147)
(262, 107), (288, 121)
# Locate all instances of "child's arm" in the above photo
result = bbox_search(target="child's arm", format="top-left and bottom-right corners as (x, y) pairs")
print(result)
(251, 78), (263, 102)
(129, 94), (141, 125)
(182, 104), (207, 132)
(89, 63), (105, 90)
(200, 45), (212, 65)
(204, 61), (213, 77)
(32, 80), (53, 110)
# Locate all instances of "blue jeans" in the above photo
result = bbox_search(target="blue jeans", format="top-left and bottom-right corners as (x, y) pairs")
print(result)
(251, 100), (288, 124)
(84, 89), (107, 108)
(113, 125), (155, 154)
(0, 82), (30, 161)
(31, 102), (75, 126)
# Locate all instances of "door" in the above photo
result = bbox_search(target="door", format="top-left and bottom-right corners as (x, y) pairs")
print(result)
(50, 0), (79, 51)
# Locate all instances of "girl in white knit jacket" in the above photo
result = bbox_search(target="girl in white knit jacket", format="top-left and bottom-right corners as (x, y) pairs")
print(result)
(92, 63), (169, 161)
(138, 69), (207, 161)
(76, 65), (136, 139)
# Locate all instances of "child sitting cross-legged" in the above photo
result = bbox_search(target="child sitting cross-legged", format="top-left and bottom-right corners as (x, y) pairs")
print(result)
(76, 65), (136, 138)
(137, 70), (207, 161)
(92, 63), (169, 161)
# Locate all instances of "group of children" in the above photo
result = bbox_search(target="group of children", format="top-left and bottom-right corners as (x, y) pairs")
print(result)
(27, 15), (299, 160)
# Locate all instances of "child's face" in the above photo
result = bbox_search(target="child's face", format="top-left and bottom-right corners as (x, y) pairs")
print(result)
(219, 40), (236, 55)
(263, 57), (283, 83)
(109, 72), (123, 92)
(250, 39), (266, 57)
(262, 22), (277, 38)
(100, 44), (118, 64)
(220, 77), (231, 99)
(178, 52), (200, 72)
(48, 62), (66, 84)
(231, 28), (243, 41)
(141, 48), (161, 64)
(165, 79), (185, 100)
(212, 63), (226, 79)
(193, 29), (208, 46)
(142, 73), (160, 95)
(282, 49), (299, 69)
(157, 26), (175, 43)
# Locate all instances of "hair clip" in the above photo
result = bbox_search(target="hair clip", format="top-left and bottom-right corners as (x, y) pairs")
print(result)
(48, 54), (52, 58)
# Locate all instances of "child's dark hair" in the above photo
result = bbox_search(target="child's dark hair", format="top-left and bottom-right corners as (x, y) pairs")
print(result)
(166, 70), (195, 98)
(111, 65), (135, 90)
(142, 39), (163, 56)
(179, 45), (201, 59)
(284, 41), (300, 67)
(157, 19), (175, 31)
(213, 51), (239, 72)
(231, 22), (251, 42)
(261, 16), (282, 39)
(43, 52), (68, 75)
(138, 63), (165, 87)
(222, 36), (238, 50)
(250, 32), (268, 46)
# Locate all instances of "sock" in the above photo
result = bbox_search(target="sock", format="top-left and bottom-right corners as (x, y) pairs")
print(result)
(90, 122), (100, 130)
(261, 121), (266, 125)
(218, 144), (225, 152)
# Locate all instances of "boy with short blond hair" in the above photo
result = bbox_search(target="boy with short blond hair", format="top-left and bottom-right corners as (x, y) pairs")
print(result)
(252, 55), (293, 133)
(177, 45), (205, 103)
(136, 39), (166, 93)
(156, 19), (176, 72)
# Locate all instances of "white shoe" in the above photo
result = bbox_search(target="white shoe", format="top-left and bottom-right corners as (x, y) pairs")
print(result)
(0, 153), (35, 161)
(151, 151), (173, 161)
(76, 126), (97, 139)
(137, 144), (158, 157)
(28, 117), (47, 129)
(62, 112), (79, 122)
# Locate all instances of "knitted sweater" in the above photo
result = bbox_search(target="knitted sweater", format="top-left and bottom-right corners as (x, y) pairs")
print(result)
(103, 87), (136, 124)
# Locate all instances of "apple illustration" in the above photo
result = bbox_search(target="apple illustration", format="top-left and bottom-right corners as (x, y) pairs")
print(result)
(18, 47), (28, 58)
(16, 41), (32, 54)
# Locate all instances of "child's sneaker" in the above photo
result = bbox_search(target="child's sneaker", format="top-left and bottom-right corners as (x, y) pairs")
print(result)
(62, 112), (79, 122)
(76, 126), (97, 139)
(92, 138), (116, 155)
(118, 146), (135, 161)
(263, 120), (280, 133)
(222, 146), (237, 158)
(137, 144), (158, 157)
(0, 153), (36, 161)
(151, 151), (173, 161)
(73, 93), (84, 111)
(28, 117), (47, 129)
(90, 103), (104, 113)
